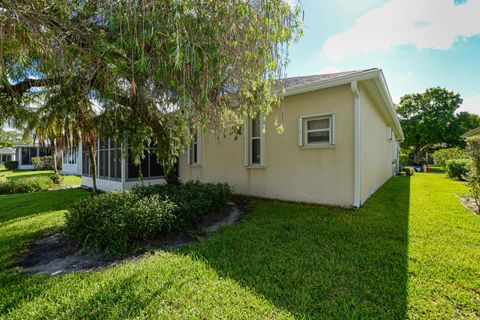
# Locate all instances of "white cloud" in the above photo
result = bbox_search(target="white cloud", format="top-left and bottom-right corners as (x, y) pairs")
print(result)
(459, 95), (480, 115)
(322, 0), (480, 61)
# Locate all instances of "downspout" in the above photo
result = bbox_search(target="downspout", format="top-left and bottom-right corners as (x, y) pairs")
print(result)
(351, 81), (361, 208)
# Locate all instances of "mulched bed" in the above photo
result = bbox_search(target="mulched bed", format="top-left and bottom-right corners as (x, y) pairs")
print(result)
(16, 199), (247, 276)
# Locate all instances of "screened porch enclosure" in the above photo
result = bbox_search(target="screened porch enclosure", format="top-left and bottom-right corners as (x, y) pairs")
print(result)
(81, 136), (171, 192)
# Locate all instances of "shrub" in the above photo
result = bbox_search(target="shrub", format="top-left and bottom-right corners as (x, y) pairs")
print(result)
(32, 156), (62, 170)
(0, 176), (55, 195)
(65, 181), (232, 255)
(4, 161), (18, 170)
(432, 148), (467, 167)
(446, 159), (471, 180)
(399, 166), (414, 176)
(49, 174), (64, 185)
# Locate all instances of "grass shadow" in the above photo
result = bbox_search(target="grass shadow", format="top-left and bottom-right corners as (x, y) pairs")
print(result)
(181, 176), (411, 318)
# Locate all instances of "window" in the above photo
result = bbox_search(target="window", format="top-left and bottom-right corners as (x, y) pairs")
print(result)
(244, 114), (265, 167)
(96, 136), (122, 181)
(299, 113), (335, 147)
(127, 146), (164, 180)
(0, 154), (11, 163)
(82, 150), (91, 176)
(21, 147), (37, 165)
(63, 148), (77, 164)
(188, 131), (200, 165)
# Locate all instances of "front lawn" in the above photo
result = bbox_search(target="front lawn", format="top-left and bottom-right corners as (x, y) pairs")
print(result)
(0, 174), (479, 318)
(0, 168), (81, 187)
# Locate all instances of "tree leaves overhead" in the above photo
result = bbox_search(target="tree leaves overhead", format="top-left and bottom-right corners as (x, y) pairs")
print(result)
(0, 0), (303, 168)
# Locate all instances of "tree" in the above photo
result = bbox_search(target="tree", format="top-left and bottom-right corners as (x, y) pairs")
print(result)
(0, 128), (24, 148)
(0, 0), (303, 183)
(396, 88), (480, 163)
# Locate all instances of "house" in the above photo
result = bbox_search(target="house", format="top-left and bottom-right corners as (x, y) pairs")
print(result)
(15, 144), (52, 170)
(80, 68), (404, 207)
(462, 127), (480, 139)
(0, 147), (15, 164)
(61, 146), (82, 175)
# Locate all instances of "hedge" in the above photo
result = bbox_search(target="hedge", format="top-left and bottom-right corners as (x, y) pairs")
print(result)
(0, 176), (55, 195)
(446, 159), (471, 180)
(65, 181), (232, 255)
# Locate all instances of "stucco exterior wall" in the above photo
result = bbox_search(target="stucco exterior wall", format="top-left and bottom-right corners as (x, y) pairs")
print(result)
(81, 176), (166, 192)
(359, 84), (397, 204)
(178, 85), (356, 206)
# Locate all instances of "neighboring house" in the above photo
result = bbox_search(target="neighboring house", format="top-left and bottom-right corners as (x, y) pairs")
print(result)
(462, 127), (480, 139)
(61, 146), (82, 175)
(0, 147), (15, 164)
(15, 144), (52, 170)
(80, 68), (404, 207)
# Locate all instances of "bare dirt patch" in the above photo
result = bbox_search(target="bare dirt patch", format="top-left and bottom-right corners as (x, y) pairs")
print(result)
(458, 195), (479, 215)
(18, 201), (246, 276)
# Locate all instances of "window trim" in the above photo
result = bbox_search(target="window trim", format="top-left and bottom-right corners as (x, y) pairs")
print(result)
(299, 113), (335, 148)
(187, 130), (201, 166)
(244, 114), (265, 168)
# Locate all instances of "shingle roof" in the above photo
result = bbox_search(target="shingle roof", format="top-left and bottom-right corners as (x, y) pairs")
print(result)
(281, 68), (378, 91)
(0, 147), (15, 154)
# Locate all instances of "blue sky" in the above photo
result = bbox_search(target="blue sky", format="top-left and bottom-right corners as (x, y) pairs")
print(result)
(286, 0), (480, 115)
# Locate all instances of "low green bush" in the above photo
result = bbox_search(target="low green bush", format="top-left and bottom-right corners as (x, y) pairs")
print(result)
(0, 176), (55, 195)
(65, 181), (232, 255)
(399, 166), (414, 176)
(446, 159), (471, 180)
(49, 174), (64, 185)
(4, 161), (18, 170)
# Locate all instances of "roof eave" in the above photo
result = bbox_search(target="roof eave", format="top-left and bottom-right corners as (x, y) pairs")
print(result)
(284, 69), (405, 142)
(461, 127), (480, 138)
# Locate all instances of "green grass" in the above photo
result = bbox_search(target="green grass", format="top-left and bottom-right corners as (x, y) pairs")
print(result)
(0, 174), (479, 319)
(428, 165), (447, 173)
(0, 168), (81, 187)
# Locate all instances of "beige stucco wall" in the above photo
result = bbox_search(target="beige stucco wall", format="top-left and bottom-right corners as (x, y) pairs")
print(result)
(179, 85), (356, 206)
(359, 84), (397, 204)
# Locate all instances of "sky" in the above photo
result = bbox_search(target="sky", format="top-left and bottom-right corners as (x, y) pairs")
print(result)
(286, 0), (480, 115)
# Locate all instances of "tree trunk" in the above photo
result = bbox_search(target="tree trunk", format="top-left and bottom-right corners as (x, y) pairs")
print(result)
(164, 162), (180, 185)
(52, 139), (58, 174)
(88, 144), (98, 195)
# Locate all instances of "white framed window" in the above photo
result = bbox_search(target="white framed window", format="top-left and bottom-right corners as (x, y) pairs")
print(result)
(187, 130), (201, 165)
(298, 113), (335, 147)
(244, 114), (265, 167)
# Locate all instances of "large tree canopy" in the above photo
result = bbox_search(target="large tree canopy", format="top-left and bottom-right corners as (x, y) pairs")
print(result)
(397, 87), (480, 157)
(0, 0), (302, 175)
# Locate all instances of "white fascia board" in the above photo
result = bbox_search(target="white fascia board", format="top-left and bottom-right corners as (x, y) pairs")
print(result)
(373, 73), (405, 142)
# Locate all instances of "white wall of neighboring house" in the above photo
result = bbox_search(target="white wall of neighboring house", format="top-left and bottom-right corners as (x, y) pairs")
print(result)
(0, 148), (15, 163)
(61, 145), (82, 175)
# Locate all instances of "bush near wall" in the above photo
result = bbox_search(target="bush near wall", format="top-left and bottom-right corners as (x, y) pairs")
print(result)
(65, 181), (232, 255)
(446, 159), (471, 181)
(32, 156), (62, 170)
(0, 176), (55, 195)
(4, 161), (18, 170)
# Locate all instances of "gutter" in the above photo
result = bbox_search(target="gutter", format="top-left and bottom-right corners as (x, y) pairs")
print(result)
(351, 81), (361, 208)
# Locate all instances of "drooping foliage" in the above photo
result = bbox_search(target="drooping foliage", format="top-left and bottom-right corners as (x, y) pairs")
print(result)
(0, 0), (303, 179)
